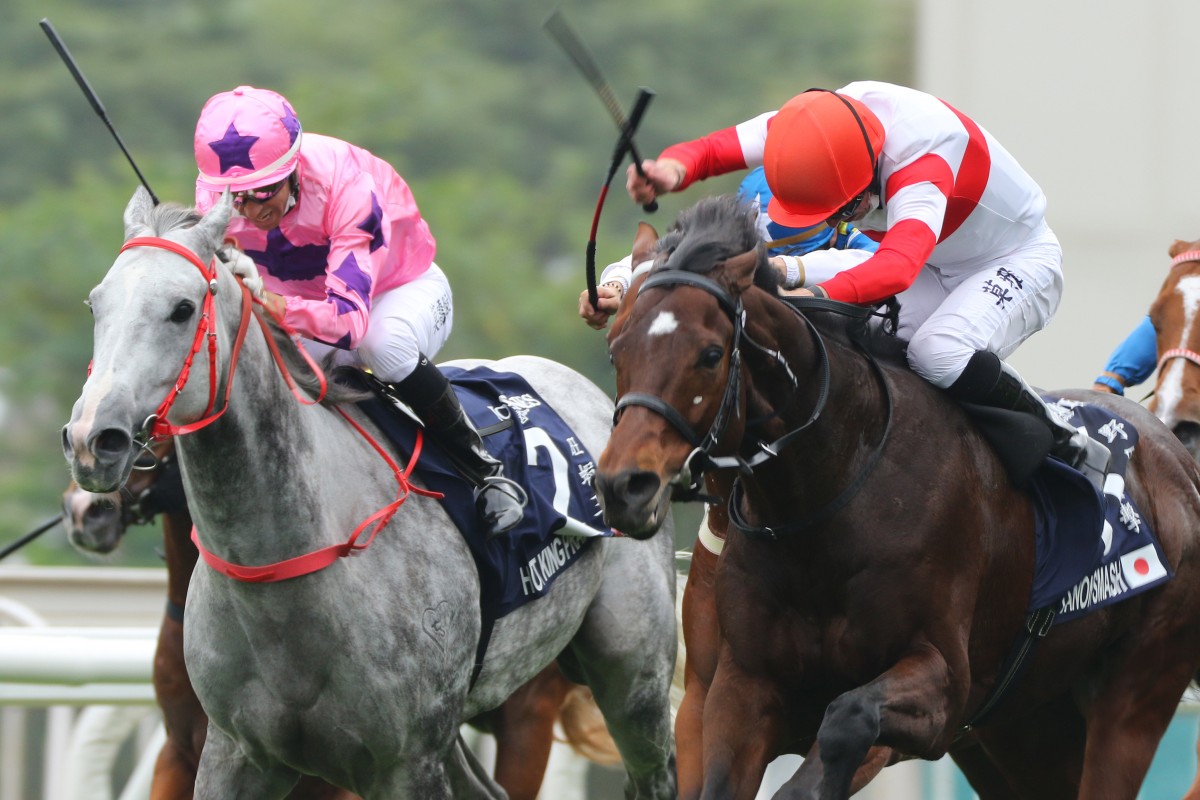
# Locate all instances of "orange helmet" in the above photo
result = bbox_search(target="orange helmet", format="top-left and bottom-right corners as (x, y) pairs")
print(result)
(764, 90), (884, 227)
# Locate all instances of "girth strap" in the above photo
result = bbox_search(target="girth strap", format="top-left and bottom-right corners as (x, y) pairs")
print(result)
(959, 605), (1056, 734)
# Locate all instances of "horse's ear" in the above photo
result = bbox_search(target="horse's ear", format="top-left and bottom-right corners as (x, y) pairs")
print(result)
(720, 246), (760, 294)
(122, 186), (156, 240)
(632, 222), (659, 265)
(188, 191), (233, 259)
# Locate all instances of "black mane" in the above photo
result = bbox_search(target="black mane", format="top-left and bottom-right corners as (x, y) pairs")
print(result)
(653, 194), (777, 293)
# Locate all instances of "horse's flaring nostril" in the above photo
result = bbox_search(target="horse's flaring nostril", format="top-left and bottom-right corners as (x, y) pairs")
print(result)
(91, 428), (132, 459)
(620, 471), (663, 510)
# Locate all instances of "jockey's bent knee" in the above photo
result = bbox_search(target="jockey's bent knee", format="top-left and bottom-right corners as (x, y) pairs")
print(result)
(906, 329), (977, 390)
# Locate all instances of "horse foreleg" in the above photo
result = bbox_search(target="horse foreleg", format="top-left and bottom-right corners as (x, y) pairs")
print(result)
(193, 725), (302, 800)
(488, 664), (566, 800)
(770, 740), (894, 800)
(1186, 731), (1200, 800)
(696, 652), (783, 800)
(776, 649), (956, 800)
(149, 739), (199, 800)
(676, 669), (710, 800)
(679, 532), (722, 800)
(1078, 659), (1196, 800)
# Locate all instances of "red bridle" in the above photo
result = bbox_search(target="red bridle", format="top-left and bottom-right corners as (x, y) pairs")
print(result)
(1158, 250), (1200, 373)
(117, 235), (439, 583)
(119, 236), (253, 441)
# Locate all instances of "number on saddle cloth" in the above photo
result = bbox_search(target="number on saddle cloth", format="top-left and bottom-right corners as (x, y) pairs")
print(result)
(352, 365), (614, 618)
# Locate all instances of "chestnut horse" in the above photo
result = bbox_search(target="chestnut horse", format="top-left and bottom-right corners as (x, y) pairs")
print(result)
(1148, 239), (1200, 461)
(1142, 237), (1200, 800)
(596, 196), (1200, 799)
(62, 446), (620, 800)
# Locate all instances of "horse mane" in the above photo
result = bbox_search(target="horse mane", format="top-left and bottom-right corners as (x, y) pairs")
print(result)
(260, 319), (371, 406)
(126, 201), (203, 238)
(654, 193), (908, 366)
(654, 194), (772, 290)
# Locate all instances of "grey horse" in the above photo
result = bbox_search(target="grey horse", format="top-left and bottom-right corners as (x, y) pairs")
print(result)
(62, 187), (678, 799)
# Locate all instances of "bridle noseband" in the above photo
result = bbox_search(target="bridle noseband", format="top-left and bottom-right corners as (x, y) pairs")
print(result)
(613, 267), (894, 536)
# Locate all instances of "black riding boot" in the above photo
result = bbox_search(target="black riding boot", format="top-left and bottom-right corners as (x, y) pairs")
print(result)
(948, 351), (1111, 493)
(392, 358), (528, 536)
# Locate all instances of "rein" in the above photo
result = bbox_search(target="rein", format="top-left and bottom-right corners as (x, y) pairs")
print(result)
(729, 297), (894, 538)
(120, 235), (439, 584)
(614, 268), (893, 534)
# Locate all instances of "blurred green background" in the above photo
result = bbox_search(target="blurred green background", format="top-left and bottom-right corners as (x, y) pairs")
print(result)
(0, 0), (913, 566)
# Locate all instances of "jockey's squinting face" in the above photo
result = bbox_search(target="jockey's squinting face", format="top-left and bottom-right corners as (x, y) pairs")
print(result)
(234, 177), (293, 231)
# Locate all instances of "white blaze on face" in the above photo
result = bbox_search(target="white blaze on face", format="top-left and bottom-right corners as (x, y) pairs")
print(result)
(647, 310), (679, 337)
(1157, 275), (1200, 427)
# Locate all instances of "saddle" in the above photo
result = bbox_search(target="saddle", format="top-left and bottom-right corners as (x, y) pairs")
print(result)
(959, 397), (1171, 620)
(345, 365), (613, 617)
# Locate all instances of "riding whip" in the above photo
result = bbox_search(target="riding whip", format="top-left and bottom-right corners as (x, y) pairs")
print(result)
(40, 18), (160, 204)
(543, 9), (658, 214)
(0, 515), (63, 562)
(543, 10), (657, 311)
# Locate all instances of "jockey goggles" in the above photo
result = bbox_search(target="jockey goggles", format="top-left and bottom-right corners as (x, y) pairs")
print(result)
(231, 177), (289, 208)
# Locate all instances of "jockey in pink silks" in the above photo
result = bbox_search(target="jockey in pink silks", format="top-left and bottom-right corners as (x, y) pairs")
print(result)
(193, 85), (526, 535)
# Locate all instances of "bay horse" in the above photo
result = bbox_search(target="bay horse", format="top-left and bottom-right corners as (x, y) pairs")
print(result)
(62, 187), (677, 799)
(595, 195), (1200, 799)
(62, 440), (619, 800)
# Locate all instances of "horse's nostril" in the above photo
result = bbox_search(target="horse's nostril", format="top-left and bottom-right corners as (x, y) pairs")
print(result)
(85, 500), (117, 520)
(92, 428), (132, 459)
(621, 471), (663, 507)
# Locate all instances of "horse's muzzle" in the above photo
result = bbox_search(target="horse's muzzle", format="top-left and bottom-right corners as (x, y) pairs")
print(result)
(62, 422), (136, 494)
(594, 468), (669, 539)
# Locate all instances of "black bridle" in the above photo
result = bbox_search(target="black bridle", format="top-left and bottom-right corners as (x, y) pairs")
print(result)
(613, 268), (894, 536)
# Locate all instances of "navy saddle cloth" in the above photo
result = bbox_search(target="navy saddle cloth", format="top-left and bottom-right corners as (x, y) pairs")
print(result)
(353, 365), (612, 622)
(1025, 399), (1171, 622)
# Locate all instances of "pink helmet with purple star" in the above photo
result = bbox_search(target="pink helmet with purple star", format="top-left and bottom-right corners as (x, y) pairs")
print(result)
(194, 86), (302, 192)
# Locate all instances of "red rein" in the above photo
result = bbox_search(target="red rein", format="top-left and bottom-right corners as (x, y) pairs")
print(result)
(119, 236), (439, 583)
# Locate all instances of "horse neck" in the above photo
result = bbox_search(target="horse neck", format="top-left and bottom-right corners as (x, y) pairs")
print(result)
(173, 314), (347, 560)
(739, 299), (890, 525)
(159, 509), (198, 611)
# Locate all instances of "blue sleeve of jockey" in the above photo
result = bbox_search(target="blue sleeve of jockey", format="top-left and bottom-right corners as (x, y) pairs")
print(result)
(834, 223), (879, 253)
(1094, 315), (1156, 394)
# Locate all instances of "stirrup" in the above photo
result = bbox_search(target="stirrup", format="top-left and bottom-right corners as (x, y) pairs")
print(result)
(1055, 430), (1111, 494)
(474, 476), (529, 537)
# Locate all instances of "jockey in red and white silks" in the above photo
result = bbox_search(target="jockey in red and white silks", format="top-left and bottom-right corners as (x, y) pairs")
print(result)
(644, 80), (1061, 390)
(626, 80), (1110, 491)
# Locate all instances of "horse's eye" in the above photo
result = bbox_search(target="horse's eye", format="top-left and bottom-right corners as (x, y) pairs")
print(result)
(699, 345), (724, 369)
(170, 300), (196, 323)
